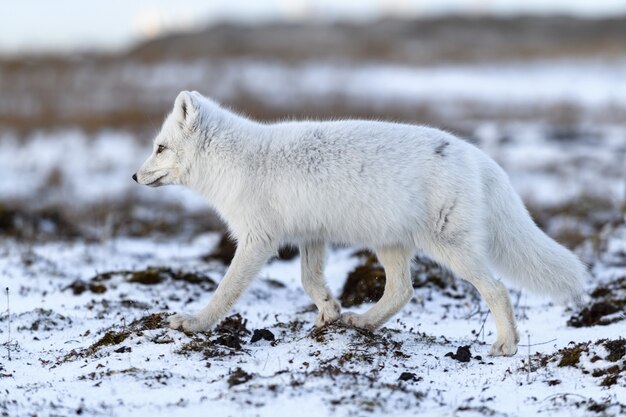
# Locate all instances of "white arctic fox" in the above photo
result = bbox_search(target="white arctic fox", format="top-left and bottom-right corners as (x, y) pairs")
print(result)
(133, 91), (587, 356)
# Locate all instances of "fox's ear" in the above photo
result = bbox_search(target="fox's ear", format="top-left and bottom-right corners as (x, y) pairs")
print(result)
(174, 91), (199, 123)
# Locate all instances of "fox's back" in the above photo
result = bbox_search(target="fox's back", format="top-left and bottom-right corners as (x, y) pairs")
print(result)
(255, 120), (483, 245)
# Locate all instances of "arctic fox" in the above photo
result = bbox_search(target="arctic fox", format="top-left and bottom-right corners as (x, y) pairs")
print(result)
(133, 91), (587, 356)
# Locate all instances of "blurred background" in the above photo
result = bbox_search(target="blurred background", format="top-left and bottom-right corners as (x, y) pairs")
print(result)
(1, 0), (625, 250)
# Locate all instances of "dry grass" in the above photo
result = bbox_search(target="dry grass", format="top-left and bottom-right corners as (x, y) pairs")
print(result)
(1, 17), (626, 134)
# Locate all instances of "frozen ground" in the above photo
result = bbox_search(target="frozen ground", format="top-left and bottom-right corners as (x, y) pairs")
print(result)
(1, 219), (625, 417)
(1, 51), (625, 416)
(4, 58), (626, 128)
(1, 123), (625, 416)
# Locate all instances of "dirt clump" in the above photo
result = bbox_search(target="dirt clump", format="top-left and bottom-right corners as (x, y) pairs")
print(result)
(131, 313), (167, 331)
(89, 267), (217, 290)
(91, 330), (130, 351)
(445, 345), (472, 363)
(214, 314), (250, 349)
(227, 367), (253, 387)
(603, 338), (626, 362)
(568, 277), (626, 327)
(340, 252), (386, 307)
(177, 313), (251, 357)
(558, 343), (589, 367)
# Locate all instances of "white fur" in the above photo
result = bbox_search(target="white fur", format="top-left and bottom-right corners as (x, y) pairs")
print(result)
(134, 91), (588, 356)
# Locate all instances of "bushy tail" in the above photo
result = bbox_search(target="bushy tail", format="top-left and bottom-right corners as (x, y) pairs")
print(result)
(484, 162), (587, 305)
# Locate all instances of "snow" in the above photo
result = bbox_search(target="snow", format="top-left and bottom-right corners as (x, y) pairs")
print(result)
(1, 224), (625, 416)
(225, 58), (626, 108)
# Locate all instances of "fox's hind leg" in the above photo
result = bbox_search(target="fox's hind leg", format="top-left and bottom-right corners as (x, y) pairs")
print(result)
(430, 246), (519, 356)
(341, 246), (413, 329)
(300, 241), (341, 327)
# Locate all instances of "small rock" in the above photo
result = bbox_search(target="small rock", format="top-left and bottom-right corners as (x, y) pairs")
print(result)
(250, 329), (275, 343)
(65, 279), (87, 295)
(398, 372), (418, 381)
(216, 335), (242, 350)
(445, 345), (472, 363)
(114, 346), (132, 353)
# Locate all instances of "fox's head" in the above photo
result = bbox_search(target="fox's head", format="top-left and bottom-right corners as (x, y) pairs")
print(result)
(133, 91), (204, 188)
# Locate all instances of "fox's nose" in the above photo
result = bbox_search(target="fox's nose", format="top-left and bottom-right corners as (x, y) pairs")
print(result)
(132, 173), (138, 182)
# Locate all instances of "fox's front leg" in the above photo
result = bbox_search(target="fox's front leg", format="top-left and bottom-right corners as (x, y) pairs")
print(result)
(169, 239), (273, 332)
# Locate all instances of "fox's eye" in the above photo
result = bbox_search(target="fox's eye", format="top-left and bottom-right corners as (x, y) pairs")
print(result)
(156, 145), (166, 154)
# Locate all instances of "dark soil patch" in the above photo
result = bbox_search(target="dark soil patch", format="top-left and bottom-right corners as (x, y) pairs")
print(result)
(85, 267), (217, 291)
(568, 301), (621, 327)
(599, 374), (620, 387)
(340, 252), (386, 307)
(445, 345), (472, 363)
(64, 279), (107, 295)
(558, 343), (588, 367)
(91, 330), (130, 351)
(529, 339), (626, 388)
(568, 277), (626, 327)
(131, 313), (167, 331)
(227, 367), (253, 387)
(586, 398), (626, 414)
(603, 338), (626, 362)
(340, 251), (459, 307)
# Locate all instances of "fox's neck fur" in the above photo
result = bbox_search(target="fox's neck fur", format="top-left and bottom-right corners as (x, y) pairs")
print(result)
(186, 101), (262, 232)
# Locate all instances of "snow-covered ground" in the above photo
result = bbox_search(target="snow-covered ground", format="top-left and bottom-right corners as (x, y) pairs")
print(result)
(1, 56), (626, 417)
(1, 220), (625, 416)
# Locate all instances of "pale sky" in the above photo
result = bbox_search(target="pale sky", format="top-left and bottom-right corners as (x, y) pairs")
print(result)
(2, 0), (626, 54)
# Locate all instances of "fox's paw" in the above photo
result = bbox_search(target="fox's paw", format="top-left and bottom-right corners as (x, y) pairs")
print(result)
(168, 313), (209, 333)
(489, 338), (518, 357)
(315, 300), (341, 328)
(339, 312), (376, 330)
